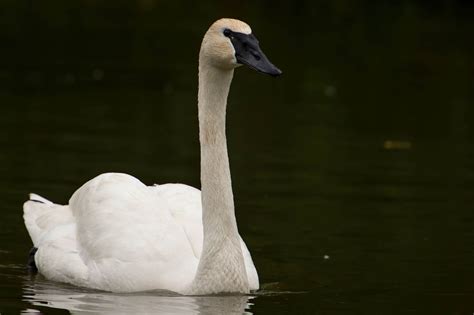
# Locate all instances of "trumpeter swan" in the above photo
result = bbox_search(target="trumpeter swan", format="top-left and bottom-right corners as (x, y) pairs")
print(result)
(23, 18), (281, 295)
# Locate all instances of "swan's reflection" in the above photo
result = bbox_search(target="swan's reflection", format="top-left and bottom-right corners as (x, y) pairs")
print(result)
(23, 277), (254, 314)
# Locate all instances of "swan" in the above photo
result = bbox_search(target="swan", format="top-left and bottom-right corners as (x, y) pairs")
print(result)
(23, 18), (281, 295)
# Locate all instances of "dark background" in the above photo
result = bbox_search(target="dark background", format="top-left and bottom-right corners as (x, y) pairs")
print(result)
(0, 1), (473, 314)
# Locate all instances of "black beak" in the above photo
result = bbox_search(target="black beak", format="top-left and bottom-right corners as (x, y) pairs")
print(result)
(224, 29), (282, 77)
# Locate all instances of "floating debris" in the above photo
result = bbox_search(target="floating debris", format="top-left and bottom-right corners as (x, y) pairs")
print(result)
(383, 140), (412, 150)
(323, 255), (330, 260)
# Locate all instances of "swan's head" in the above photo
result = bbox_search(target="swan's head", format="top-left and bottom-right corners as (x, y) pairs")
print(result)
(200, 18), (282, 76)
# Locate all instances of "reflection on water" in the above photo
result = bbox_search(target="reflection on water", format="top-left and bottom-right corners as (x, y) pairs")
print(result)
(23, 278), (253, 315)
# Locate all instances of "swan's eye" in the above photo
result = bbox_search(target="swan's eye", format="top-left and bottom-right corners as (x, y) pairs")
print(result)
(223, 29), (231, 37)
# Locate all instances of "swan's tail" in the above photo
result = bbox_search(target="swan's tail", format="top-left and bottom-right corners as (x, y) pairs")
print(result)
(28, 193), (53, 205)
(23, 193), (71, 247)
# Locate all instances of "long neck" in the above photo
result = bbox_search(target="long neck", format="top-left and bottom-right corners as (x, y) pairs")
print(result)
(187, 59), (249, 294)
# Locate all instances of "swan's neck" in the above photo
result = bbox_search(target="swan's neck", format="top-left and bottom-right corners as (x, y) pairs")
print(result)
(187, 60), (249, 294)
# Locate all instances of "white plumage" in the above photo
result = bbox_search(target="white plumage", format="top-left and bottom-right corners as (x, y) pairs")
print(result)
(24, 173), (258, 293)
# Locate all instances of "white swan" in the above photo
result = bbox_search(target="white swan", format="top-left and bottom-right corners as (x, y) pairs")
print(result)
(23, 18), (281, 295)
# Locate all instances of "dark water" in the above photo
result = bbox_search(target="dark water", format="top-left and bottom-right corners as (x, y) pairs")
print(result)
(1, 1), (474, 314)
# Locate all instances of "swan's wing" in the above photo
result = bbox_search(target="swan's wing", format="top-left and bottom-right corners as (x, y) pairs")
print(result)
(69, 174), (187, 263)
(149, 183), (259, 290)
(68, 173), (198, 292)
(24, 173), (198, 292)
(149, 183), (203, 258)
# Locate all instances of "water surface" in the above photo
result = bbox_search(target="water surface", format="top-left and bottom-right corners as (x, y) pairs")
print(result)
(1, 1), (474, 314)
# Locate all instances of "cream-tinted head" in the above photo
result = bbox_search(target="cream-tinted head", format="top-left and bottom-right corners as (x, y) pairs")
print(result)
(200, 18), (251, 69)
(200, 18), (281, 76)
